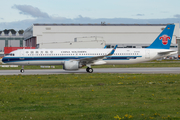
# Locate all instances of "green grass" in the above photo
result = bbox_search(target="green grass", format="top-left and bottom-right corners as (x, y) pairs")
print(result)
(0, 74), (180, 119)
(1, 60), (180, 70)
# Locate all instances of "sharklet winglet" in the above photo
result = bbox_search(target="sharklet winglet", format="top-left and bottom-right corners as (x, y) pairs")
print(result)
(108, 45), (118, 55)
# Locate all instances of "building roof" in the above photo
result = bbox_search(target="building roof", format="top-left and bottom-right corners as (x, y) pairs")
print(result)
(33, 23), (170, 26)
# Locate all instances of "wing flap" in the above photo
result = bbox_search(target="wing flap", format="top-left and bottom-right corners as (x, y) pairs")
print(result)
(79, 55), (106, 65)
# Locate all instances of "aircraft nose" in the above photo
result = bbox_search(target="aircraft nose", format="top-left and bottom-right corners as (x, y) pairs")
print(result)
(2, 57), (6, 63)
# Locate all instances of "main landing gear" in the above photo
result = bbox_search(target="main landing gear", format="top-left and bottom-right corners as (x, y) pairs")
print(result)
(20, 65), (24, 73)
(86, 67), (93, 73)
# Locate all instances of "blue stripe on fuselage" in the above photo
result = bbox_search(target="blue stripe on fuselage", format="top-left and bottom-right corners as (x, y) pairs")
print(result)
(2, 56), (142, 63)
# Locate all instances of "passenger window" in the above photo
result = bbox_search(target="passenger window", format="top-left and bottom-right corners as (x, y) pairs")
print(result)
(31, 51), (34, 54)
(36, 51), (38, 54)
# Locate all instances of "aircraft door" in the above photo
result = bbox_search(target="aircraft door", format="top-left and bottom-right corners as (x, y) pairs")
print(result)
(145, 50), (150, 59)
(20, 50), (25, 60)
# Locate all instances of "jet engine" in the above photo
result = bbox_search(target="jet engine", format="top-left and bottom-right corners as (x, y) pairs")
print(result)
(63, 60), (82, 70)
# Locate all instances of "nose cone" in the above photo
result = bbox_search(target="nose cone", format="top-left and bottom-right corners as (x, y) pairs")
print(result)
(2, 57), (6, 63)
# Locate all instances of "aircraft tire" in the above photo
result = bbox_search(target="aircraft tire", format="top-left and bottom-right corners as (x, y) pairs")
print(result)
(88, 68), (93, 73)
(20, 69), (24, 73)
(86, 67), (89, 72)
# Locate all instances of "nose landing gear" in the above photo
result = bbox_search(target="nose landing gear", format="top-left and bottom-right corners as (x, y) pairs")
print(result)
(20, 65), (24, 73)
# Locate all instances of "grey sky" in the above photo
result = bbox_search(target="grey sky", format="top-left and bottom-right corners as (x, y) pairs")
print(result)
(0, 0), (180, 30)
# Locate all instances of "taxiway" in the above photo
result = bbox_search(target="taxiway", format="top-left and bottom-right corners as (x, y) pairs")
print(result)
(0, 67), (180, 75)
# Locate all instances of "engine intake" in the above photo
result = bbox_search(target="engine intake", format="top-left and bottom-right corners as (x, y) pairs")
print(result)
(63, 61), (81, 70)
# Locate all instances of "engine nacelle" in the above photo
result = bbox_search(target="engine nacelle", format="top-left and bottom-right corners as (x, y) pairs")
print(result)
(63, 61), (81, 70)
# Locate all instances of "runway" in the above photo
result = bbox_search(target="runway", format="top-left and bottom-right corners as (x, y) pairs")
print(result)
(1, 67), (180, 75)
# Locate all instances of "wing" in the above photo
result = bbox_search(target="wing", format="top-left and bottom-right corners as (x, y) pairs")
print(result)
(78, 45), (118, 65)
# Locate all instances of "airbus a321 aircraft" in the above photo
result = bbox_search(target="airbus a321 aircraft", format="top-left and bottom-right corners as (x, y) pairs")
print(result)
(2, 24), (177, 73)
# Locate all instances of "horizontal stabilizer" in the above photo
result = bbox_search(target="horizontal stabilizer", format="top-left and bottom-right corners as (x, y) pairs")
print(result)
(158, 51), (177, 56)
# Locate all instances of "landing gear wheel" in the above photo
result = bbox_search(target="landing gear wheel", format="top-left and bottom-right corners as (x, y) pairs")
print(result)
(20, 65), (25, 73)
(88, 68), (93, 73)
(20, 69), (24, 73)
(86, 67), (90, 72)
(86, 67), (93, 73)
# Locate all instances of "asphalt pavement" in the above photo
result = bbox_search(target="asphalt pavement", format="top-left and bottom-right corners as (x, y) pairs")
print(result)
(0, 67), (180, 75)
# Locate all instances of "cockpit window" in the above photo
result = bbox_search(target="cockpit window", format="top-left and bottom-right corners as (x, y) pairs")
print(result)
(7, 53), (15, 56)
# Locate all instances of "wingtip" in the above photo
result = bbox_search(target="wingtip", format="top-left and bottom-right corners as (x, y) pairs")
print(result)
(109, 45), (118, 55)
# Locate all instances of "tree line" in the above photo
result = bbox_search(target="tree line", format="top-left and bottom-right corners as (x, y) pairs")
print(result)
(0, 29), (24, 35)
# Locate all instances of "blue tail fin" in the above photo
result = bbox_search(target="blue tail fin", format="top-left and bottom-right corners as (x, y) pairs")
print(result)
(147, 24), (175, 49)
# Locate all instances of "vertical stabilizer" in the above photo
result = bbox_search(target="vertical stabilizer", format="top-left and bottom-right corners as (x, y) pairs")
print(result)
(147, 24), (175, 49)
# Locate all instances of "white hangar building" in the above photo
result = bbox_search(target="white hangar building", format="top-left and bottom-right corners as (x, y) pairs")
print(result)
(24, 23), (179, 49)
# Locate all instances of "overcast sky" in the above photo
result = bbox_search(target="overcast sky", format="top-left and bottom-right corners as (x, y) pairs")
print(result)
(1, 0), (180, 30)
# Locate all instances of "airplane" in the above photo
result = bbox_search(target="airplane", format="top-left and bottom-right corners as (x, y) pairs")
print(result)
(2, 24), (177, 73)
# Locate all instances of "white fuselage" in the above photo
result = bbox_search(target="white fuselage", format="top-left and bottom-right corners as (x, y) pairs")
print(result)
(2, 48), (174, 65)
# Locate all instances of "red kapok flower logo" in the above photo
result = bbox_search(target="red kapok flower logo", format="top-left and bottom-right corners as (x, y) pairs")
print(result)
(159, 35), (171, 45)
